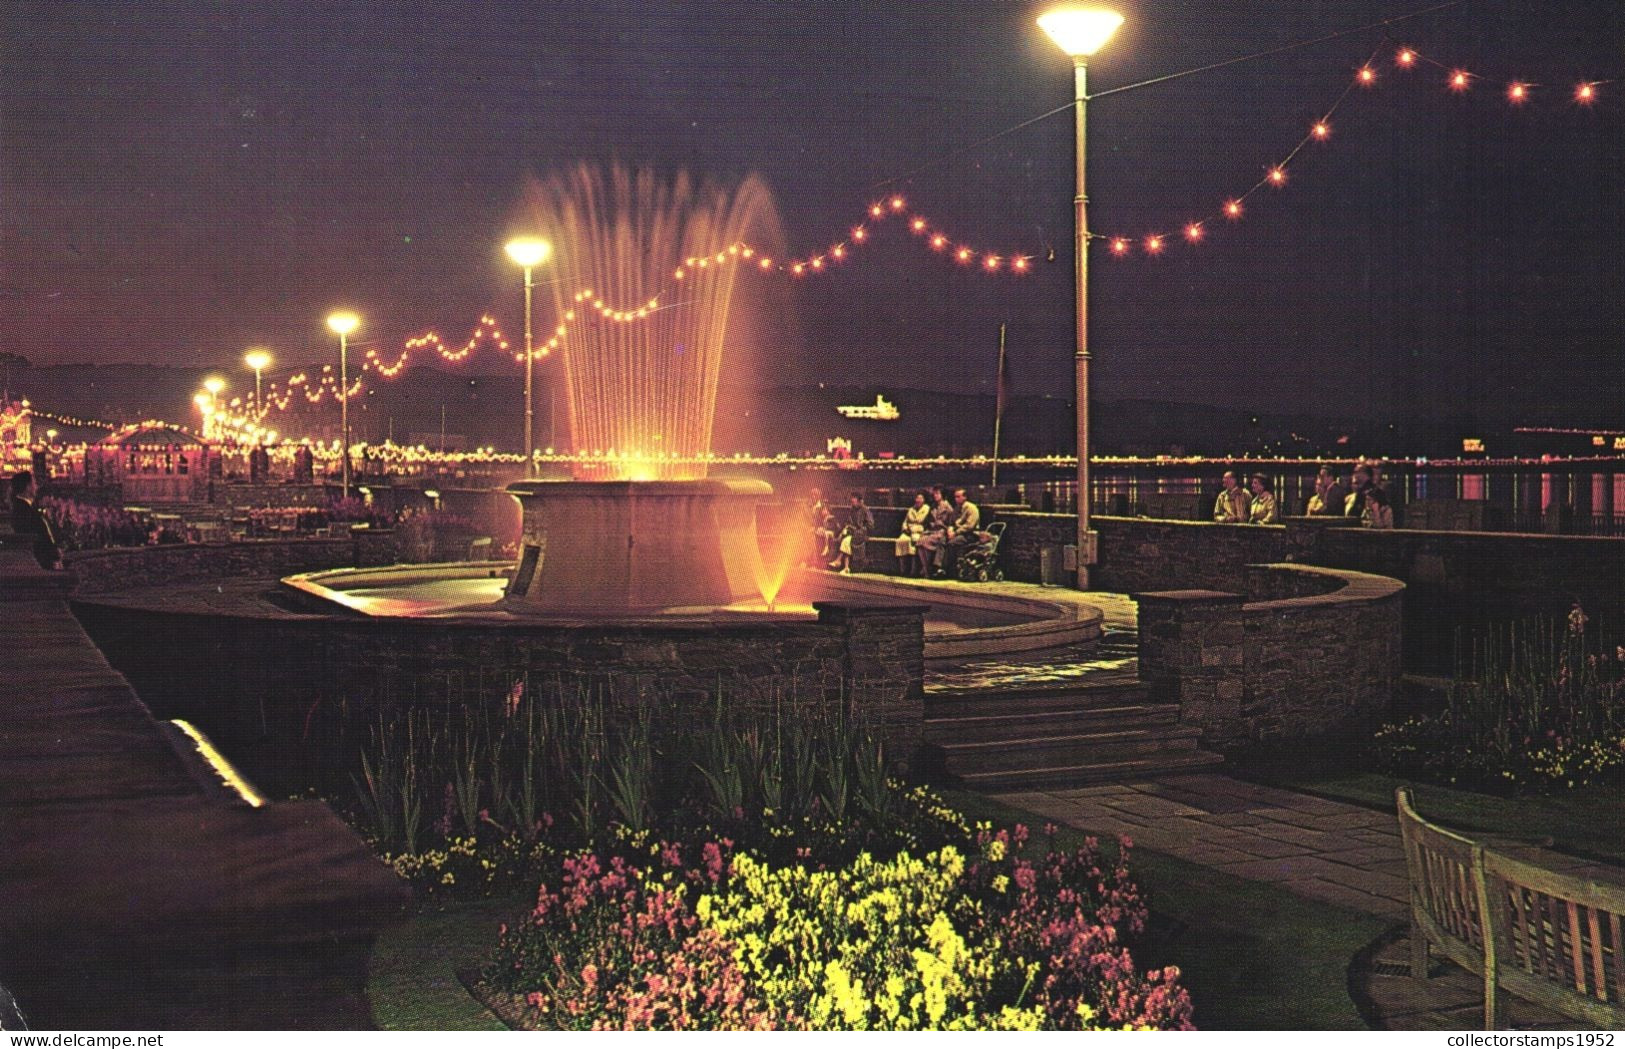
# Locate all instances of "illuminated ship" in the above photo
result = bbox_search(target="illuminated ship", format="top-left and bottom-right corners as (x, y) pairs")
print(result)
(835, 395), (899, 421)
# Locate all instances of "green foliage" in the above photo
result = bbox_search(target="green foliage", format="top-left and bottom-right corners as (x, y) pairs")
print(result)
(1376, 611), (1625, 789)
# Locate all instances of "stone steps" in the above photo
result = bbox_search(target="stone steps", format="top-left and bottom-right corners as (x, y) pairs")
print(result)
(922, 677), (1223, 789)
(952, 749), (1226, 790)
(933, 724), (1207, 773)
(925, 702), (1181, 741)
(925, 679), (1148, 718)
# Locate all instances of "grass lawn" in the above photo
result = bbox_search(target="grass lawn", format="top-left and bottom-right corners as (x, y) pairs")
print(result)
(367, 893), (525, 1031)
(941, 789), (1392, 1031)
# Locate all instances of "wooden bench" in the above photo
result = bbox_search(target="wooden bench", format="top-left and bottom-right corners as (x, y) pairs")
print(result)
(1396, 786), (1625, 1029)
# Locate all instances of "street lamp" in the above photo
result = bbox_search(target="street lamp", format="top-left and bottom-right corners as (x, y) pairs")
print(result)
(1039, 5), (1122, 589)
(326, 311), (361, 499)
(505, 237), (552, 477)
(244, 349), (272, 415)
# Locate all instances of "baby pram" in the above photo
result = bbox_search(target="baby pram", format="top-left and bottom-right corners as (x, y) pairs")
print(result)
(955, 520), (1006, 582)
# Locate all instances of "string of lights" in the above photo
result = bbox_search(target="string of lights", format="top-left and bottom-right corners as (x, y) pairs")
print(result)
(1097, 42), (1617, 257)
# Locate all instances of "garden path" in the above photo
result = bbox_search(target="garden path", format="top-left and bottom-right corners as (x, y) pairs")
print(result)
(993, 774), (1625, 1030)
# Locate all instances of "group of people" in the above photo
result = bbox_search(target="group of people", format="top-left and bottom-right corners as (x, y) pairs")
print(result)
(1212, 461), (1393, 529)
(806, 485), (984, 578)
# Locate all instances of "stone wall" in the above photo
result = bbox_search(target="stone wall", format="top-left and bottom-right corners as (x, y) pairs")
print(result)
(67, 533), (403, 595)
(1136, 565), (1404, 748)
(71, 574), (928, 784)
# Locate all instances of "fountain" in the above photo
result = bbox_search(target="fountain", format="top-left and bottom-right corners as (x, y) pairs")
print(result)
(504, 166), (779, 615)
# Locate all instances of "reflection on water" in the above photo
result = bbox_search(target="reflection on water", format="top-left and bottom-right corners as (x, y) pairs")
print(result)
(926, 629), (1137, 691)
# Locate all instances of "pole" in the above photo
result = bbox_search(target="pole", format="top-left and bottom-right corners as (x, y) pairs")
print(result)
(523, 264), (535, 478)
(340, 331), (350, 500)
(991, 323), (1006, 489)
(1072, 56), (1094, 589)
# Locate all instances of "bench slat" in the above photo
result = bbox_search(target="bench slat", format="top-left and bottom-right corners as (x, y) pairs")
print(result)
(1399, 786), (1625, 1029)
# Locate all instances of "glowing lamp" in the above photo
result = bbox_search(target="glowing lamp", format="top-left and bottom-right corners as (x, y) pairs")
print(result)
(326, 311), (360, 335)
(203, 376), (225, 395)
(1357, 66), (1376, 85)
(1449, 70), (1470, 91)
(1184, 223), (1203, 241)
(504, 237), (551, 268)
(955, 248), (972, 263)
(244, 349), (271, 372)
(889, 196), (905, 210)
(1145, 236), (1163, 253)
(1110, 238), (1129, 255)
(852, 226), (867, 240)
(1397, 49), (1416, 67)
(1037, 7), (1124, 58)
(1312, 121), (1330, 139)
(1224, 200), (1243, 219)
(1507, 82), (1527, 104)
(870, 204), (884, 217)
(931, 235), (947, 249)
(1268, 167), (1287, 186)
(1576, 83), (1596, 103)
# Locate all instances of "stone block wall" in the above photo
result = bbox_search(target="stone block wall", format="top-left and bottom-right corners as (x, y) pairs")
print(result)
(1136, 566), (1404, 748)
(67, 533), (404, 594)
(70, 552), (931, 784)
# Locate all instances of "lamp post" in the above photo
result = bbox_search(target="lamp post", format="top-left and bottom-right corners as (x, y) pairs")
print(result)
(1039, 5), (1122, 590)
(244, 349), (271, 415)
(505, 237), (552, 478)
(326, 311), (360, 499)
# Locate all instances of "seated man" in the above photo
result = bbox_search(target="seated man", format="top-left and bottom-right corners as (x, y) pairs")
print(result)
(929, 488), (981, 578)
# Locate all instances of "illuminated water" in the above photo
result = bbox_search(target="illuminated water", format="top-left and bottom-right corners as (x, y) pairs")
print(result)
(524, 165), (779, 481)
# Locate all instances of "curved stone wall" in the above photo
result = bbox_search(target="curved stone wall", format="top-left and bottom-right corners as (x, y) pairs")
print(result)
(1136, 564), (1404, 748)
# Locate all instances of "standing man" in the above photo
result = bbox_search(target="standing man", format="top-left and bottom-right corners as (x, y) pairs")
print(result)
(10, 471), (62, 570)
(1213, 470), (1251, 523)
(1307, 465), (1348, 516)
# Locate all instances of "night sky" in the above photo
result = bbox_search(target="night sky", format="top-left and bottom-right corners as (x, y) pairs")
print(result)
(3, 0), (1621, 428)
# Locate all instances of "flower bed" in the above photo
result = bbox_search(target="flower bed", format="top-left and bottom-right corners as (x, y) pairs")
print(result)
(1375, 609), (1625, 790)
(481, 824), (1191, 1031)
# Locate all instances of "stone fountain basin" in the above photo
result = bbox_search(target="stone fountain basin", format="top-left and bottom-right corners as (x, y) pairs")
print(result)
(281, 561), (1102, 659)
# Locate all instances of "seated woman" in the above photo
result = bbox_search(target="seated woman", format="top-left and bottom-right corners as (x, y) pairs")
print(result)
(893, 491), (931, 576)
(828, 492), (874, 575)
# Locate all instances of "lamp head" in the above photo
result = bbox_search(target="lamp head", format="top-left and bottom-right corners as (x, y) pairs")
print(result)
(505, 237), (552, 268)
(244, 349), (272, 371)
(1038, 6), (1124, 58)
(203, 377), (226, 396)
(326, 311), (361, 336)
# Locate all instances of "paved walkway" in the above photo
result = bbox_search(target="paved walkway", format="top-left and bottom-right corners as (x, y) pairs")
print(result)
(995, 773), (1411, 919)
(993, 772), (1625, 1029)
